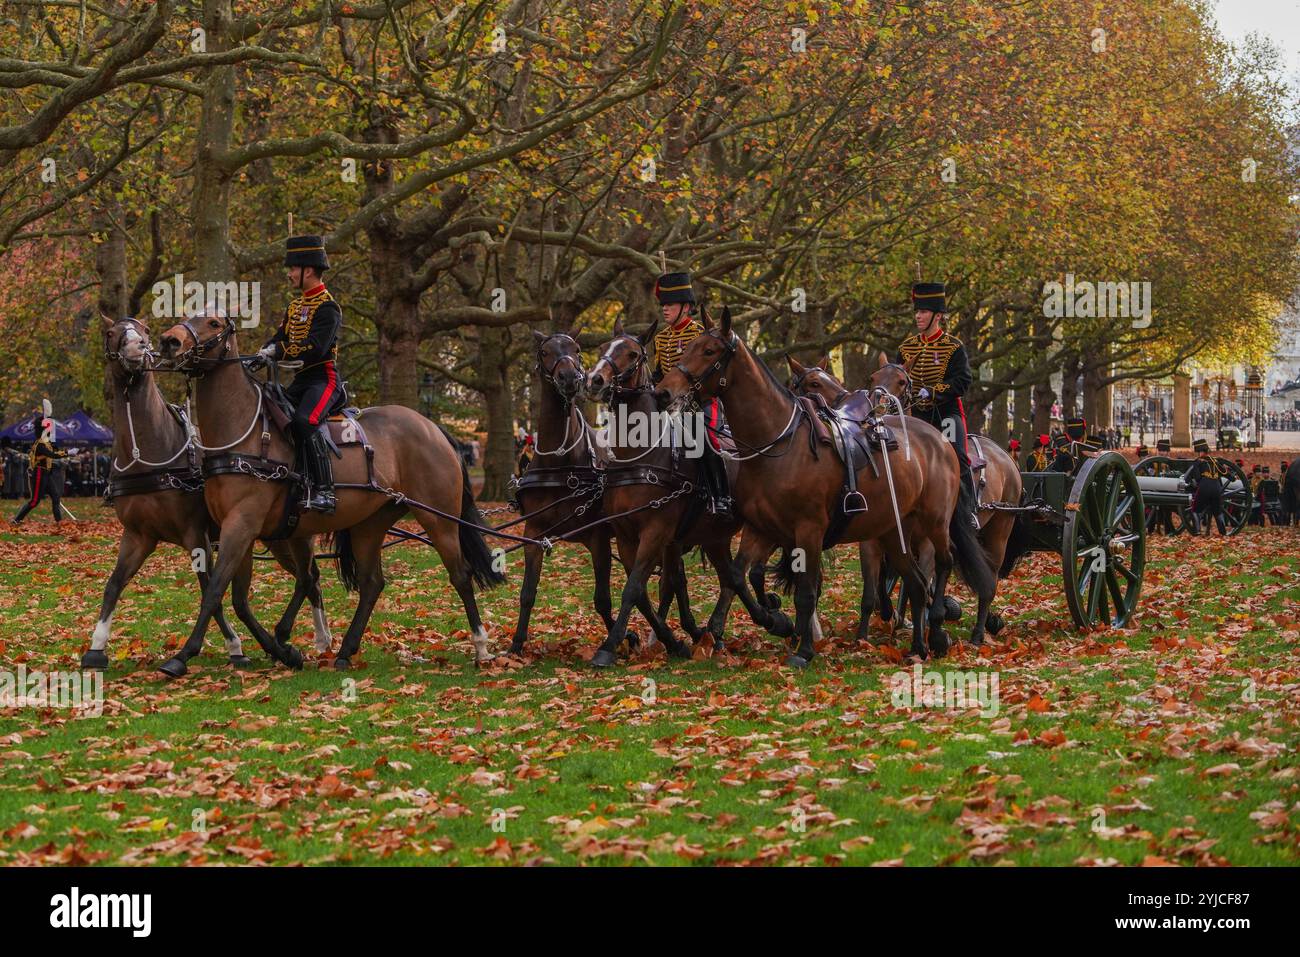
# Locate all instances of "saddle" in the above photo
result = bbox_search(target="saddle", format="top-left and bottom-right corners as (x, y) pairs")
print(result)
(799, 395), (898, 515)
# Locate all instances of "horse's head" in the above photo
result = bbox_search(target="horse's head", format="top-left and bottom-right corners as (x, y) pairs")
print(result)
(869, 350), (912, 402)
(101, 313), (155, 379)
(654, 305), (736, 411)
(533, 330), (586, 402)
(157, 304), (237, 371)
(787, 353), (845, 406)
(586, 315), (652, 403)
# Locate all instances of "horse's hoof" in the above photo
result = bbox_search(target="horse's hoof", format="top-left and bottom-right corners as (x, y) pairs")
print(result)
(784, 653), (811, 670)
(80, 649), (109, 671)
(590, 648), (617, 668)
(228, 654), (254, 669)
(508, 641), (526, 656)
(763, 593), (781, 610)
(333, 656), (351, 671)
(281, 645), (304, 671)
(929, 628), (951, 658)
(767, 610), (794, 638)
(667, 641), (692, 660)
(158, 657), (187, 678)
(943, 596), (962, 622)
(985, 613), (1004, 636)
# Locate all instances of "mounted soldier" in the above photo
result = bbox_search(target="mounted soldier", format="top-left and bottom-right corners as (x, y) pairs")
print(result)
(894, 280), (979, 528)
(649, 269), (732, 517)
(251, 235), (344, 513)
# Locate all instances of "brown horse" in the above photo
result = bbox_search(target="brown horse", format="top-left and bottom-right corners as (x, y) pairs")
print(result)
(90, 315), (328, 671)
(656, 307), (996, 665)
(582, 319), (757, 668)
(155, 311), (502, 676)
(789, 353), (1021, 646)
(869, 355), (1022, 645)
(508, 332), (617, 655)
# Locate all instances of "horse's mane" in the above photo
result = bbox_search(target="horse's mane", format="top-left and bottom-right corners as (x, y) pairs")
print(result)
(747, 339), (795, 402)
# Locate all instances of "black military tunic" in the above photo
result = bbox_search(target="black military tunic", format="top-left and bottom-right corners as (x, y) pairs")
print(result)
(263, 282), (343, 433)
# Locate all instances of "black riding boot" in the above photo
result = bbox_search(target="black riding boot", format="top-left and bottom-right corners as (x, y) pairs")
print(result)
(960, 463), (980, 530)
(703, 447), (732, 517)
(296, 427), (336, 514)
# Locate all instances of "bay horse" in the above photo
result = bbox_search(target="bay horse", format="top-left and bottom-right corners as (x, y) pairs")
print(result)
(583, 318), (762, 668)
(91, 315), (329, 670)
(791, 353), (1022, 646)
(656, 307), (996, 666)
(155, 311), (502, 676)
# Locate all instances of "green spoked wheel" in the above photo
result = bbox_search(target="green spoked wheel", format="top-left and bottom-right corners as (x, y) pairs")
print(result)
(1214, 457), (1250, 537)
(1061, 452), (1146, 628)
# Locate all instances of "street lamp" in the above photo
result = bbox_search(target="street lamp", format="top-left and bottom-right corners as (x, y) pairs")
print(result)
(1245, 370), (1264, 448)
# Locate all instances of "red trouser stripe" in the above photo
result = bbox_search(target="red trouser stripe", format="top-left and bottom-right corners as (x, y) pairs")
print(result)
(29, 468), (42, 505)
(306, 363), (337, 425)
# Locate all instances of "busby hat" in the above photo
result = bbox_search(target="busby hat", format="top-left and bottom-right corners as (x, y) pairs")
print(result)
(1252, 464), (1261, 473)
(1065, 416), (1087, 442)
(1156, 438), (1171, 452)
(1136, 444), (1149, 456)
(1193, 438), (1210, 454)
(1009, 439), (1020, 451)
(911, 282), (946, 313)
(655, 271), (696, 306)
(1263, 465), (1271, 474)
(1036, 434), (1050, 448)
(1052, 433), (1070, 450)
(285, 235), (329, 271)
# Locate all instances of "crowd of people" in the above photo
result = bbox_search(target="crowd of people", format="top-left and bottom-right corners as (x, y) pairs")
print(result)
(1, 442), (110, 501)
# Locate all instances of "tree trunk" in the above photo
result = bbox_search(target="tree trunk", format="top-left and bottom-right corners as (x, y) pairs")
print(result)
(192, 0), (235, 283)
(377, 306), (420, 410)
(1013, 381), (1033, 449)
(1033, 379), (1056, 437)
(1060, 355), (1081, 419)
(479, 326), (515, 502)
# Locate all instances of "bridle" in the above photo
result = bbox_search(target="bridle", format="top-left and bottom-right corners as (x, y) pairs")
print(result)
(674, 328), (737, 399)
(103, 318), (156, 379)
(103, 319), (196, 473)
(164, 314), (237, 371)
(590, 333), (651, 401)
(536, 333), (586, 402)
(871, 361), (914, 411)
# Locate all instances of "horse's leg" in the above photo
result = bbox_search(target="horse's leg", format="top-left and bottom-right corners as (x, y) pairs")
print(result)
(785, 525), (824, 669)
(267, 538), (330, 653)
(82, 528), (157, 670)
(588, 533), (634, 647)
(725, 527), (794, 639)
(333, 511), (392, 670)
(700, 537), (739, 654)
(416, 507), (494, 666)
(925, 529), (953, 659)
(666, 544), (707, 644)
(856, 540), (881, 643)
(229, 548), (302, 666)
(509, 540), (544, 655)
(160, 515), (289, 677)
(186, 528), (251, 667)
(592, 526), (690, 668)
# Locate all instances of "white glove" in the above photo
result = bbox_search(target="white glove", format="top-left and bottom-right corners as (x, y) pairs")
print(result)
(916, 386), (932, 402)
(258, 345), (278, 361)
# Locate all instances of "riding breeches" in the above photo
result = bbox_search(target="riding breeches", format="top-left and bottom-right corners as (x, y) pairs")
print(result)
(12, 467), (64, 523)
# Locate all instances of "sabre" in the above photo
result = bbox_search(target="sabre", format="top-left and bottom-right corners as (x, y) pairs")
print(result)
(877, 426), (907, 555)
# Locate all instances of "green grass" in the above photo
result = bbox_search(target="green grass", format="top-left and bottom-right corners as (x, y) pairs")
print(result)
(0, 508), (1297, 866)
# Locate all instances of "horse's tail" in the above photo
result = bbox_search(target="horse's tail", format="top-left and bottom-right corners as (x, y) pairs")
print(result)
(998, 516), (1032, 579)
(325, 529), (359, 592)
(768, 547), (797, 595)
(439, 425), (505, 591)
(950, 481), (997, 599)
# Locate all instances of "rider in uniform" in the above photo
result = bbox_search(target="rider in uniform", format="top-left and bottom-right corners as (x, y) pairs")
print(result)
(1026, 434), (1051, 472)
(1190, 438), (1226, 535)
(650, 270), (732, 517)
(895, 281), (978, 528)
(12, 411), (68, 525)
(253, 235), (343, 513)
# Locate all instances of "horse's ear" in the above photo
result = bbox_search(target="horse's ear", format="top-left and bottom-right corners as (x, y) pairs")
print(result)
(877, 351), (889, 370)
(786, 354), (805, 375)
(612, 315), (625, 338)
(819, 354), (832, 371)
(100, 311), (116, 332)
(720, 305), (732, 337)
(638, 317), (659, 345)
(532, 329), (547, 349)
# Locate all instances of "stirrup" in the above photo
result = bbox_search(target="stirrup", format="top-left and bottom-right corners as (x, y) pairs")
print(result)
(843, 490), (868, 514)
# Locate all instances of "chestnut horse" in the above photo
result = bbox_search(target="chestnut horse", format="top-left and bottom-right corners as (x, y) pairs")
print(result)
(583, 319), (760, 667)
(91, 316), (328, 671)
(790, 353), (1021, 646)
(656, 308), (996, 665)
(156, 312), (502, 676)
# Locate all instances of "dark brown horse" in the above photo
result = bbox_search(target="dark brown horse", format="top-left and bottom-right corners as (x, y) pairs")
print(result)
(789, 353), (1021, 646)
(155, 311), (502, 676)
(90, 315), (328, 671)
(656, 308), (996, 665)
(582, 319), (756, 667)
(508, 332), (616, 655)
